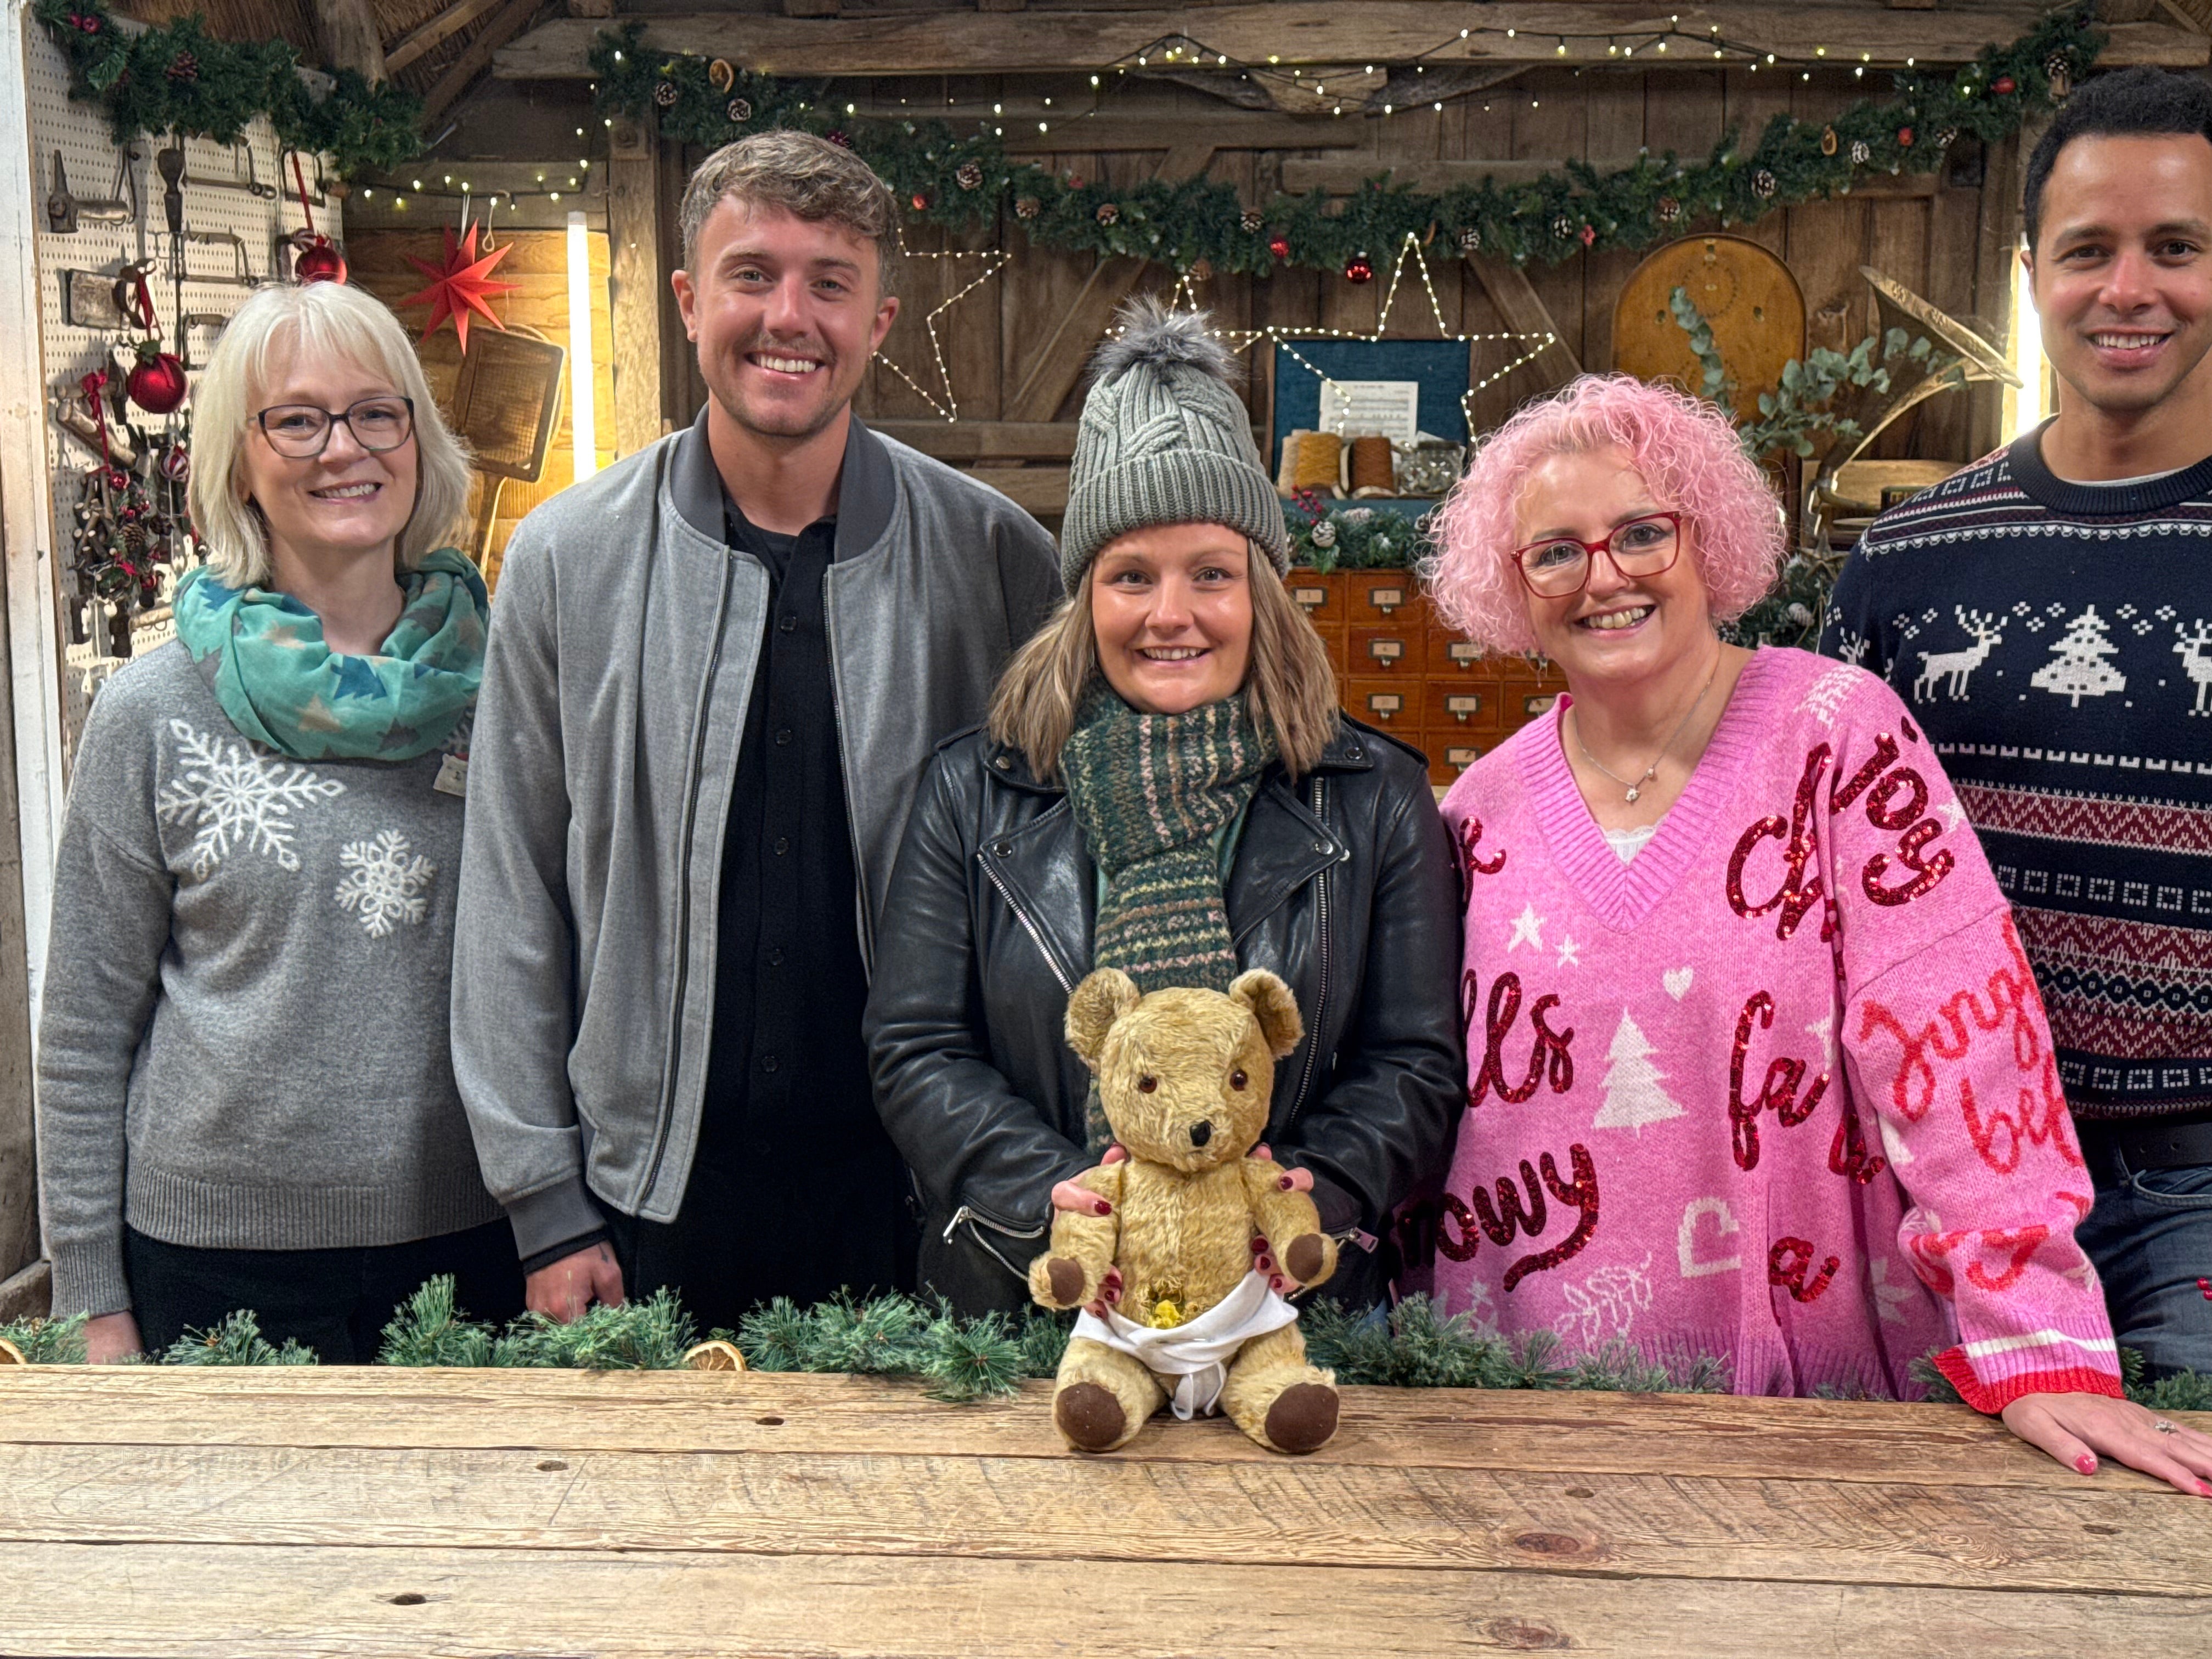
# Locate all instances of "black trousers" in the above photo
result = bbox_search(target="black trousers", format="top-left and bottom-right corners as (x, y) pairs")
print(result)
(123, 1219), (524, 1364)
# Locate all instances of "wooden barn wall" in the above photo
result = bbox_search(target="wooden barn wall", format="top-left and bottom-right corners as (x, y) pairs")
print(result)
(350, 230), (617, 571)
(652, 66), (2011, 478)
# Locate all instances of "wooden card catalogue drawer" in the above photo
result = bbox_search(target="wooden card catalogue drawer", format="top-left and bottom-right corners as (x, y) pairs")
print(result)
(1429, 738), (1483, 788)
(1430, 634), (1488, 674)
(1347, 678), (1413, 730)
(1348, 624), (1425, 675)
(1286, 569), (1346, 637)
(1347, 572), (1421, 626)
(1423, 680), (1498, 732)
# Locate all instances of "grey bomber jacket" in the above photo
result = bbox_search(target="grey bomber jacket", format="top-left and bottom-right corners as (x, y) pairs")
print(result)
(451, 408), (1060, 1261)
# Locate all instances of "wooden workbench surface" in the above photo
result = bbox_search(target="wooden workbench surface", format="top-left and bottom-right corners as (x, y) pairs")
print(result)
(0, 1368), (2204, 1657)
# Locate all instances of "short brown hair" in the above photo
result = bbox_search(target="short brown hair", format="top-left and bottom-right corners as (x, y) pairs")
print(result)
(679, 130), (901, 295)
(988, 551), (1341, 783)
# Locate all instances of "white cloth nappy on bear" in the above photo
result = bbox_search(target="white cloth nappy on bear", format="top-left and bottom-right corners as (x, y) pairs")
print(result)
(1071, 1269), (1300, 1419)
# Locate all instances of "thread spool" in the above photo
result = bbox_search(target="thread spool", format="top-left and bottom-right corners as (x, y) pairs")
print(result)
(1290, 431), (1342, 494)
(1348, 435), (1396, 498)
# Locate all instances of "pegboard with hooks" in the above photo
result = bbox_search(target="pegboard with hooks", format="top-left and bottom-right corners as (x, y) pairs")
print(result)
(21, 19), (342, 766)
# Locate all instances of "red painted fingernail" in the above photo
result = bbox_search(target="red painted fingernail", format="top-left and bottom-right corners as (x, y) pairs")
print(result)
(1269, 1274), (1286, 1291)
(2075, 1455), (2098, 1476)
(1251, 1236), (1268, 1252)
(1095, 1200), (1113, 1215)
(1257, 1255), (1274, 1272)
(1278, 1175), (1295, 1190)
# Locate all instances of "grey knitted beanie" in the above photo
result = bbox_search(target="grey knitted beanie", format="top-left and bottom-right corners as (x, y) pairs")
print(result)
(1058, 298), (1290, 596)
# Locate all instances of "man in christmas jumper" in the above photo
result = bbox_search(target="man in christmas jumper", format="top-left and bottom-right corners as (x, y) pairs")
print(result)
(1822, 67), (2212, 1380)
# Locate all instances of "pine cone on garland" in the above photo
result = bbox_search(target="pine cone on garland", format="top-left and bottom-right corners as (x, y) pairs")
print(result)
(1015, 195), (1041, 219)
(1240, 208), (1264, 233)
(1457, 224), (1481, 252)
(654, 82), (680, 108)
(955, 161), (983, 191)
(1752, 169), (1776, 200)
(1096, 201), (1120, 225)
(1934, 127), (1957, 150)
(166, 50), (197, 83)
(727, 98), (752, 123)
(1850, 140), (1871, 165)
(1657, 196), (1681, 223)
(1551, 214), (1574, 240)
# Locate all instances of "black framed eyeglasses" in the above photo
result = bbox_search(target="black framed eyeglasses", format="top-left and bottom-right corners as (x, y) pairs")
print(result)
(253, 396), (415, 459)
(1511, 511), (1684, 599)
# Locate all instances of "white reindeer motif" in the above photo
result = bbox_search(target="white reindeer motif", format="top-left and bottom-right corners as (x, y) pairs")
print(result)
(1912, 607), (2006, 702)
(2176, 620), (2212, 716)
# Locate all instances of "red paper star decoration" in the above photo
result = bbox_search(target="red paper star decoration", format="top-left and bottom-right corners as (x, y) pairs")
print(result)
(398, 223), (518, 350)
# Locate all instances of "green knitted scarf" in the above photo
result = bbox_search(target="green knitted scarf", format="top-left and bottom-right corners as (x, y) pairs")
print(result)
(1061, 687), (1276, 1144)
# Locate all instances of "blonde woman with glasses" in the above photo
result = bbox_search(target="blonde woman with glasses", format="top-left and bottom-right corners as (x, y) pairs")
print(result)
(36, 278), (520, 1363)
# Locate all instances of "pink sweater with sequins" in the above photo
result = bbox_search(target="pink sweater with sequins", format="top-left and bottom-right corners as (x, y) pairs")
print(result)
(1404, 647), (2124, 1410)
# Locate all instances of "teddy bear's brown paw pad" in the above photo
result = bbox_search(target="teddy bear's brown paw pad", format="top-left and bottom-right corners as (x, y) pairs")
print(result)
(1283, 1233), (1327, 1283)
(1265, 1383), (1340, 1454)
(1056, 1382), (1127, 1452)
(1046, 1257), (1086, 1306)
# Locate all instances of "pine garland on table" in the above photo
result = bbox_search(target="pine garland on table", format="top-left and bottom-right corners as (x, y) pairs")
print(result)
(33, 1), (423, 180)
(588, 5), (2099, 277)
(8, 1284), (2204, 1408)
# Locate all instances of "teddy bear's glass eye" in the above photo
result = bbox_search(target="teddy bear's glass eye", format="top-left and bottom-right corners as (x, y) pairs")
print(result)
(1137, 1075), (1158, 1093)
(1229, 1069), (1249, 1090)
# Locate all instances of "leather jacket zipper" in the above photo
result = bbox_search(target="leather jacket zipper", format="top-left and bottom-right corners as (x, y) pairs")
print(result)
(1285, 775), (1331, 1130)
(821, 572), (878, 975)
(944, 1199), (1049, 1284)
(639, 550), (739, 1206)
(977, 849), (1076, 995)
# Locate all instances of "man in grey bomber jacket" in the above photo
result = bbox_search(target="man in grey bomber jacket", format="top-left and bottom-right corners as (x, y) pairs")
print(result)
(452, 133), (1058, 1330)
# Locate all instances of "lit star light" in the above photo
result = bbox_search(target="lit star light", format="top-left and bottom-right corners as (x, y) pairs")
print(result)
(399, 223), (519, 350)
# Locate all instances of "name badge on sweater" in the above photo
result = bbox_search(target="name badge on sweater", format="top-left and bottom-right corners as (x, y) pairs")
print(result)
(433, 754), (469, 797)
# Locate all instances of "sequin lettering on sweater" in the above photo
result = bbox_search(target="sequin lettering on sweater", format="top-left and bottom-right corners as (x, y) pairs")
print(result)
(1729, 990), (1830, 1171)
(1465, 970), (1576, 1107)
(1437, 1143), (1600, 1291)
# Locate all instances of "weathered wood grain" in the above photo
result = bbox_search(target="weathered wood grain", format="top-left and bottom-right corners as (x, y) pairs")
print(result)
(2, 1541), (2205, 1659)
(1, 1371), (2202, 1494)
(492, 8), (2209, 79)
(0, 1437), (2203, 1596)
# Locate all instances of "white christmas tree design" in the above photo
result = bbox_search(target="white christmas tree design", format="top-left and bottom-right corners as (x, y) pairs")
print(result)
(156, 720), (345, 879)
(2030, 605), (2128, 707)
(1593, 1010), (1686, 1133)
(333, 831), (437, 938)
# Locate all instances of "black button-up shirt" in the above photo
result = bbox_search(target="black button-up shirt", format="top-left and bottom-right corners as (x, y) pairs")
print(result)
(601, 491), (913, 1328)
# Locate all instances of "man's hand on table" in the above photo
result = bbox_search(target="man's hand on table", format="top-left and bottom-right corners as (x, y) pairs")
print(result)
(83, 1310), (143, 1363)
(2004, 1391), (2212, 1496)
(526, 1242), (625, 1324)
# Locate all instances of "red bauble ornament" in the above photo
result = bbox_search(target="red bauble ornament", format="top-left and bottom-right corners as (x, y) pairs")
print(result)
(910, 190), (929, 212)
(1897, 126), (1915, 148)
(398, 222), (520, 350)
(1344, 252), (1375, 284)
(1267, 234), (1290, 261)
(157, 443), (191, 484)
(1992, 76), (2016, 95)
(125, 345), (188, 415)
(293, 234), (347, 285)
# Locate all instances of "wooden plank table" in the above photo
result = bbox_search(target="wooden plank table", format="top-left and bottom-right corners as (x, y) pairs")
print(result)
(0, 1369), (2204, 1657)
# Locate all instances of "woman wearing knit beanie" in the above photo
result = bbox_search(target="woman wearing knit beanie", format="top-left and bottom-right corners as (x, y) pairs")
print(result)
(866, 298), (1463, 1335)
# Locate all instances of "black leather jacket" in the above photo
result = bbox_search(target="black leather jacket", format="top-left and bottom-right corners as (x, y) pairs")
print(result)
(864, 718), (1465, 1316)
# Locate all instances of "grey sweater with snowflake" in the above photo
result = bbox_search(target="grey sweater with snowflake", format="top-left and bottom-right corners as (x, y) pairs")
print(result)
(36, 641), (501, 1318)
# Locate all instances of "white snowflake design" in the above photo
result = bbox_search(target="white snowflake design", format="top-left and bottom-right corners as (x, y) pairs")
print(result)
(332, 831), (437, 938)
(156, 720), (346, 879)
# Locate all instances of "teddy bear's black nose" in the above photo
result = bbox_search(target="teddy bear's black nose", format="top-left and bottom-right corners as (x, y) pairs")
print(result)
(1189, 1120), (1212, 1147)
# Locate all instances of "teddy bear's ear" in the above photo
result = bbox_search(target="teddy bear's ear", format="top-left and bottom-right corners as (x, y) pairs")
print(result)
(1065, 968), (1142, 1069)
(1228, 969), (1304, 1059)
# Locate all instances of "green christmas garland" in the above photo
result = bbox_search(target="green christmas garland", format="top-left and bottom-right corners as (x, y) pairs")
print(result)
(33, 1), (424, 180)
(590, 5), (2100, 276)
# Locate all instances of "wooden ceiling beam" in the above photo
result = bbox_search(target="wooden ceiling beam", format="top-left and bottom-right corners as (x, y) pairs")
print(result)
(385, 0), (510, 76)
(493, 6), (2206, 80)
(422, 0), (551, 123)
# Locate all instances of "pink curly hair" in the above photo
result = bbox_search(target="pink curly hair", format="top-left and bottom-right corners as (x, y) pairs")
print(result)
(1421, 374), (1784, 656)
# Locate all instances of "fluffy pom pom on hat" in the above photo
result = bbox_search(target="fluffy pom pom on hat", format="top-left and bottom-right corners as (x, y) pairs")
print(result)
(1058, 297), (1289, 596)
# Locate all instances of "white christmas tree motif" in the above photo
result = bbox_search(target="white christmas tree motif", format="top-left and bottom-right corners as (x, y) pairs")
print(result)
(1593, 1010), (1685, 1133)
(333, 831), (437, 938)
(1560, 1254), (1655, 1347)
(156, 720), (345, 879)
(1869, 1257), (1915, 1326)
(2030, 605), (2128, 707)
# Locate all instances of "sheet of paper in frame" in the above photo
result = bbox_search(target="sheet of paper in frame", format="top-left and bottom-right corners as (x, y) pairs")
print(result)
(1319, 380), (1421, 444)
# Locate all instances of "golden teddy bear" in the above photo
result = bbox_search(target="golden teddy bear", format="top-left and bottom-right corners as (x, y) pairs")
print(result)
(1030, 966), (1341, 1455)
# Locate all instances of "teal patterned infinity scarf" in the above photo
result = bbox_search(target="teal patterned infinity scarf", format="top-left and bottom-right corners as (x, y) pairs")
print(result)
(172, 548), (488, 761)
